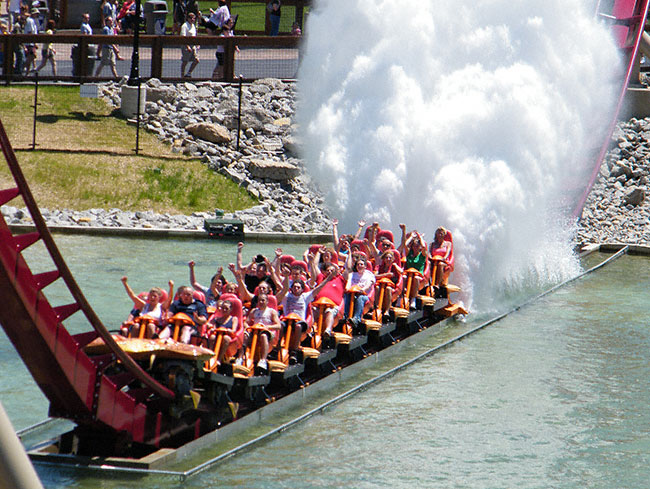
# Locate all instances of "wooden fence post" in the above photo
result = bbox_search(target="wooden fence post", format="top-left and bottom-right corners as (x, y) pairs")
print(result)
(224, 37), (235, 82)
(77, 36), (87, 81)
(264, 4), (271, 35)
(2, 35), (12, 84)
(151, 35), (163, 79)
(295, 0), (304, 28)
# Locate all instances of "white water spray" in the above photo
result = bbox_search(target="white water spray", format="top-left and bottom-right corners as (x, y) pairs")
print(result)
(297, 0), (620, 311)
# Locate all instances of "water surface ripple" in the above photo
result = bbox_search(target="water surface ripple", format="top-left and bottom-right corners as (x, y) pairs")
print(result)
(1, 238), (648, 488)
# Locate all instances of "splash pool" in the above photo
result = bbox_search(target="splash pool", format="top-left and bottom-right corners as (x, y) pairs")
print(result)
(2, 235), (649, 488)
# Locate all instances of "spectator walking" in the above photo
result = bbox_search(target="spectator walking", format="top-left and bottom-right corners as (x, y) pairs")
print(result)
(100, 0), (117, 27)
(12, 12), (25, 75)
(73, 12), (96, 78)
(36, 19), (56, 75)
(180, 11), (198, 78)
(117, 0), (137, 33)
(173, 0), (199, 35)
(172, 0), (182, 34)
(292, 21), (302, 77)
(267, 0), (281, 36)
(0, 21), (7, 67)
(212, 15), (238, 80)
(23, 8), (38, 73)
(94, 16), (123, 78)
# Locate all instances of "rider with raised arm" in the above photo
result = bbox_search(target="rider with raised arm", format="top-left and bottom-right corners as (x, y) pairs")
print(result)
(429, 226), (453, 289)
(120, 276), (173, 338)
(188, 260), (225, 309)
(276, 267), (336, 363)
(398, 223), (428, 309)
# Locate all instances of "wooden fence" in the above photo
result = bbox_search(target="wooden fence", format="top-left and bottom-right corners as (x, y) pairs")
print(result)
(0, 33), (302, 83)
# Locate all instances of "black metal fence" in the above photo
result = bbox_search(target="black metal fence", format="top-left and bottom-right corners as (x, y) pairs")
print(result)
(0, 33), (302, 83)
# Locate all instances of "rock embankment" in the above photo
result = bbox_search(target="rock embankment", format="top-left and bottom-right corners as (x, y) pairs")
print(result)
(2, 77), (649, 245)
(575, 118), (650, 246)
(119, 77), (332, 234)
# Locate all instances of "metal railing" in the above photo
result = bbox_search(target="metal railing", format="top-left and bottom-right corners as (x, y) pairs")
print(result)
(1, 33), (301, 83)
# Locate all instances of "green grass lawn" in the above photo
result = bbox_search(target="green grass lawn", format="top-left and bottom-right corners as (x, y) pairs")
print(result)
(0, 85), (257, 214)
(164, 1), (305, 33)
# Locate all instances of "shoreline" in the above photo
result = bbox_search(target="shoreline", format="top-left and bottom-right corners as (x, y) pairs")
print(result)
(6, 222), (330, 242)
(5, 220), (639, 252)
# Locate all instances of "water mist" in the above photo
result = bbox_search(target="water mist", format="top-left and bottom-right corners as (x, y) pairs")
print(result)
(297, 0), (620, 311)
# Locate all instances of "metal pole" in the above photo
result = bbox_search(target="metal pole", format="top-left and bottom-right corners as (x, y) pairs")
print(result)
(135, 80), (141, 155)
(0, 402), (45, 489)
(129, 0), (142, 154)
(236, 75), (242, 151)
(128, 0), (141, 86)
(31, 73), (38, 150)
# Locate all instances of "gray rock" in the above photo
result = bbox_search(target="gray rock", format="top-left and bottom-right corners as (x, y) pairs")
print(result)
(624, 187), (645, 206)
(146, 86), (176, 104)
(282, 135), (302, 157)
(146, 78), (162, 88)
(196, 87), (214, 98)
(263, 123), (286, 135)
(220, 166), (246, 185)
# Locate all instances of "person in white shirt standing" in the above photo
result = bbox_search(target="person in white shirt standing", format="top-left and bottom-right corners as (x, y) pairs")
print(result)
(180, 12), (199, 78)
(80, 12), (93, 34)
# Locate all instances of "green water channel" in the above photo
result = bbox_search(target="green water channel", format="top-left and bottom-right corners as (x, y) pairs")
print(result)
(1, 235), (649, 488)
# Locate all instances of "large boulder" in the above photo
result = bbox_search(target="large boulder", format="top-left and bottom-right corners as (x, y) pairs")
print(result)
(246, 159), (300, 181)
(186, 122), (232, 144)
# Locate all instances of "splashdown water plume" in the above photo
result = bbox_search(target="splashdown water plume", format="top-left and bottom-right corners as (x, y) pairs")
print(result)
(297, 0), (620, 310)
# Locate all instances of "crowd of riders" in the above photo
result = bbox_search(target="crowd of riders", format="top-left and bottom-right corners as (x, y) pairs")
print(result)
(120, 220), (454, 375)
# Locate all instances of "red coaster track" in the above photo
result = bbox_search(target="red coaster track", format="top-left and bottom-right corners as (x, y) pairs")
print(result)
(0, 117), (176, 449)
